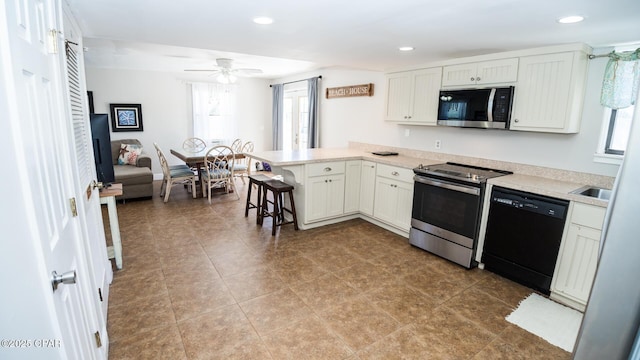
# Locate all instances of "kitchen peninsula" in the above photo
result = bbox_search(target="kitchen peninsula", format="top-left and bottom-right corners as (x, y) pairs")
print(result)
(248, 147), (432, 235)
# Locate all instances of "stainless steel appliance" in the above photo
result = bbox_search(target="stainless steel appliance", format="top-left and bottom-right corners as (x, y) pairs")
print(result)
(409, 162), (512, 268)
(573, 99), (640, 358)
(437, 87), (514, 129)
(481, 187), (569, 294)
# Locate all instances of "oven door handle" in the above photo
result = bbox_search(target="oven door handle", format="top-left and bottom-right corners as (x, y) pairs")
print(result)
(414, 176), (480, 196)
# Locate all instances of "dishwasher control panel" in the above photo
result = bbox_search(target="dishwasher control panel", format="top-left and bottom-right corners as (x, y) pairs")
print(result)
(492, 192), (566, 218)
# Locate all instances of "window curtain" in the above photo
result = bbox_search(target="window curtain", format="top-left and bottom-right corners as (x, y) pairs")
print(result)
(192, 83), (236, 145)
(307, 77), (320, 148)
(600, 49), (640, 109)
(271, 84), (284, 150)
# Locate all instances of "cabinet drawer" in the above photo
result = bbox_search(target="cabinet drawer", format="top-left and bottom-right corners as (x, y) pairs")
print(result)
(307, 161), (345, 177)
(376, 164), (413, 183)
(571, 202), (606, 230)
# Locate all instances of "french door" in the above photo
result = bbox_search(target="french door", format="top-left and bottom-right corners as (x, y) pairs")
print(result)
(283, 89), (308, 151)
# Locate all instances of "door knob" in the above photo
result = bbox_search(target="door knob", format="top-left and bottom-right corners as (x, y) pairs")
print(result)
(51, 270), (77, 291)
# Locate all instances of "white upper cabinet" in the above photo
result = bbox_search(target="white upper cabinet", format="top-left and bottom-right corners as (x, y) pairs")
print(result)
(510, 51), (588, 133)
(384, 67), (442, 125)
(442, 58), (519, 87)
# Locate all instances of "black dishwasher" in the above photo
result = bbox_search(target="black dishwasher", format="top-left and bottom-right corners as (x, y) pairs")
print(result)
(481, 186), (569, 294)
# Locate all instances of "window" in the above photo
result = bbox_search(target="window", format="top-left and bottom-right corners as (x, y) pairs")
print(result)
(191, 83), (237, 144)
(605, 105), (635, 155)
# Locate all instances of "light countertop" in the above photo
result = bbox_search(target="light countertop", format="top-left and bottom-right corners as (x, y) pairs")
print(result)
(248, 148), (442, 169)
(488, 174), (609, 207)
(247, 148), (609, 208)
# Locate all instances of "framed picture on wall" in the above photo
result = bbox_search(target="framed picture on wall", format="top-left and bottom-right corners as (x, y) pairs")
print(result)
(110, 103), (143, 132)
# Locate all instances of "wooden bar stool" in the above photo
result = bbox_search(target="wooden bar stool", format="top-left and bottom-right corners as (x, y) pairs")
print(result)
(261, 179), (299, 236)
(245, 174), (272, 224)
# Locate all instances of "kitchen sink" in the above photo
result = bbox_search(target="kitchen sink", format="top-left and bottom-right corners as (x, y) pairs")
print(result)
(570, 186), (612, 200)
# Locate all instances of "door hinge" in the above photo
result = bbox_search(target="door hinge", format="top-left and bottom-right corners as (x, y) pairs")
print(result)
(98, 288), (103, 302)
(69, 198), (78, 217)
(94, 331), (102, 348)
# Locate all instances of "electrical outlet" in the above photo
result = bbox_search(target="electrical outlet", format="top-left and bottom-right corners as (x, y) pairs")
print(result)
(404, 129), (410, 137)
(435, 140), (442, 149)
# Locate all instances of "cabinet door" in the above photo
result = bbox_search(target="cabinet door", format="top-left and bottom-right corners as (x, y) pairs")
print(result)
(443, 59), (518, 87)
(326, 175), (346, 218)
(409, 67), (443, 125)
(553, 223), (601, 304)
(307, 176), (330, 222)
(476, 58), (519, 85)
(359, 161), (376, 216)
(306, 175), (345, 222)
(344, 160), (361, 214)
(510, 52), (576, 132)
(373, 176), (413, 231)
(442, 63), (477, 87)
(394, 180), (414, 232)
(384, 73), (412, 121)
(374, 177), (397, 225)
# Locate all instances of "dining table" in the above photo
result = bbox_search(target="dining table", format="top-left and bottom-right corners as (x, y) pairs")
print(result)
(170, 147), (247, 197)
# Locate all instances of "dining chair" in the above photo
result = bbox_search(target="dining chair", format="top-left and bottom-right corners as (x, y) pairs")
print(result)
(202, 145), (240, 204)
(230, 138), (242, 154)
(182, 137), (207, 174)
(182, 137), (207, 153)
(154, 143), (196, 202)
(232, 141), (254, 184)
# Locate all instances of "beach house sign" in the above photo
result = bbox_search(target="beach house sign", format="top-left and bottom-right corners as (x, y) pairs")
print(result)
(326, 83), (374, 99)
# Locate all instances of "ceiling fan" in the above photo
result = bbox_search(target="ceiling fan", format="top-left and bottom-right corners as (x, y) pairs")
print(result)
(184, 58), (262, 83)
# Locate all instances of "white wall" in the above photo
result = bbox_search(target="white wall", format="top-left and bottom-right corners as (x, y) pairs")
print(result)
(85, 68), (271, 176)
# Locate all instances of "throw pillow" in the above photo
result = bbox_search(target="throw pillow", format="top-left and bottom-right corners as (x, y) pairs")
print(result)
(118, 144), (143, 165)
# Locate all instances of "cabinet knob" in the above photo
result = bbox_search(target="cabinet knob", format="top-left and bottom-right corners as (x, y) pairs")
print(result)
(391, 171), (399, 176)
(324, 167), (332, 172)
(514, 119), (519, 123)
(470, 77), (475, 81)
(407, 116), (412, 119)
(476, 77), (481, 81)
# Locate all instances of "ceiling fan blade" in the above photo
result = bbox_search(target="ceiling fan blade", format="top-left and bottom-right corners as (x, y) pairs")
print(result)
(184, 69), (220, 72)
(233, 68), (263, 75)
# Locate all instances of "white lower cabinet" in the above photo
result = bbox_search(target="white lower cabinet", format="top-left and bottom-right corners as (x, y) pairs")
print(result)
(551, 202), (606, 311)
(359, 161), (376, 216)
(305, 161), (346, 223)
(373, 164), (414, 232)
(344, 160), (362, 214)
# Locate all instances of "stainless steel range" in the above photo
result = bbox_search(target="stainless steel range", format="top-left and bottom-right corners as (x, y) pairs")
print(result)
(409, 162), (512, 268)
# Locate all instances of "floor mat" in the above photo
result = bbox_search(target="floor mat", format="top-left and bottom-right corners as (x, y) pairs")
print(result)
(506, 293), (583, 352)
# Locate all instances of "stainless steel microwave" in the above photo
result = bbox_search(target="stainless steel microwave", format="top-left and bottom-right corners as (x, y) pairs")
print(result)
(437, 87), (514, 129)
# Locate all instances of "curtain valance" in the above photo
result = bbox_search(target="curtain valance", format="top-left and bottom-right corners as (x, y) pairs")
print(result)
(600, 48), (640, 109)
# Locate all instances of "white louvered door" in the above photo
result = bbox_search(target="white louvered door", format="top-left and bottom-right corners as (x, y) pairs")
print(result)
(1, 0), (108, 358)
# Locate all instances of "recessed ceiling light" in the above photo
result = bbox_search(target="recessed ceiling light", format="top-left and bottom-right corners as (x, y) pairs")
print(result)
(399, 46), (414, 52)
(558, 15), (584, 24)
(253, 17), (273, 25)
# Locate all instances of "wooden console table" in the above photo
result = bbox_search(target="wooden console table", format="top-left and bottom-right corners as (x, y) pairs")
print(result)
(99, 183), (123, 270)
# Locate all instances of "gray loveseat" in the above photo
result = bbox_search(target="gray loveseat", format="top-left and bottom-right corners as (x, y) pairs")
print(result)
(110, 139), (153, 200)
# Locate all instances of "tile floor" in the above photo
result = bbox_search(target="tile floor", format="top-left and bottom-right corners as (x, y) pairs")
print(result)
(104, 179), (571, 359)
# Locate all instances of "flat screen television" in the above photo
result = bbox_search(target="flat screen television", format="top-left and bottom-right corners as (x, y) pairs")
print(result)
(89, 113), (115, 184)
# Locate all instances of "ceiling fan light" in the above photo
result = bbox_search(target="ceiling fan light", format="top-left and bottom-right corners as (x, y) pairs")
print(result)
(216, 74), (229, 84)
(216, 73), (236, 84)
